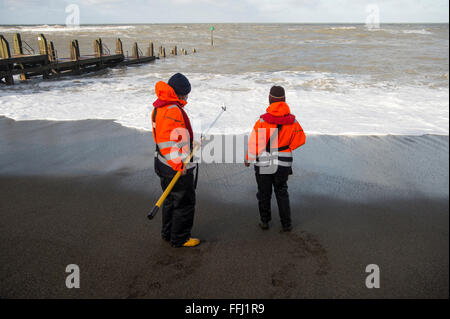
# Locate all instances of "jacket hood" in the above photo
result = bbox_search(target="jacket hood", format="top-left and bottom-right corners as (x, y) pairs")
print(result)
(153, 81), (187, 108)
(261, 102), (296, 125)
(266, 102), (291, 116)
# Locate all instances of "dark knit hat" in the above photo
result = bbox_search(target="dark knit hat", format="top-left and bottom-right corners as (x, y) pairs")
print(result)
(269, 86), (285, 103)
(270, 86), (285, 99)
(168, 73), (191, 96)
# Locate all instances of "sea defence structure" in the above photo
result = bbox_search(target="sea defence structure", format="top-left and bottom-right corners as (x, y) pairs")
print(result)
(0, 33), (195, 85)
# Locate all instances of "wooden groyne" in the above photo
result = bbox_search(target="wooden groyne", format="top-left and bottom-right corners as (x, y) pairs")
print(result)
(0, 33), (195, 85)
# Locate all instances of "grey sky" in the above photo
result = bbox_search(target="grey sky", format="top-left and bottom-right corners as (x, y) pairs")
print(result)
(0, 0), (448, 24)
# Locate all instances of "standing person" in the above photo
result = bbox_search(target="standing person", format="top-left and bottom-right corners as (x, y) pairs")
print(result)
(151, 73), (200, 247)
(245, 86), (306, 232)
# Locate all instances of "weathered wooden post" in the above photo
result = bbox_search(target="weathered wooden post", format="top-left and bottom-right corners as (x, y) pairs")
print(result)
(132, 42), (139, 59)
(70, 40), (81, 75)
(116, 38), (123, 55)
(37, 34), (48, 56)
(94, 38), (103, 58)
(70, 40), (80, 61)
(13, 33), (24, 56)
(162, 47), (166, 58)
(14, 32), (31, 80)
(147, 42), (154, 57)
(0, 35), (14, 85)
(47, 41), (56, 62)
(14, 33), (29, 80)
(172, 45), (177, 55)
(192, 48), (196, 54)
(37, 34), (52, 79)
(46, 41), (57, 77)
(0, 35), (11, 59)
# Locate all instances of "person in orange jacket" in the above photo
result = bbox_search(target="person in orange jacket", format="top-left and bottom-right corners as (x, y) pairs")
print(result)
(151, 73), (200, 247)
(245, 86), (306, 232)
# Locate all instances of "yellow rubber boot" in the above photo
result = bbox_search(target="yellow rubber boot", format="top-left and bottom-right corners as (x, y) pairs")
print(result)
(182, 238), (200, 247)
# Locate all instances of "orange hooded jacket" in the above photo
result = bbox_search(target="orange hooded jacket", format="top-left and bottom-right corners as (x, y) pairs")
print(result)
(247, 102), (305, 166)
(151, 81), (192, 172)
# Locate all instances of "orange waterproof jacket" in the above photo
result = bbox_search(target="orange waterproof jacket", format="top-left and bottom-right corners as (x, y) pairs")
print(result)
(247, 102), (305, 167)
(151, 81), (193, 172)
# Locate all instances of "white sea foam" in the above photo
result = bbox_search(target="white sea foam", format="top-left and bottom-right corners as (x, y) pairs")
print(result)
(402, 29), (433, 35)
(0, 71), (448, 136)
(367, 28), (433, 35)
(329, 26), (357, 30)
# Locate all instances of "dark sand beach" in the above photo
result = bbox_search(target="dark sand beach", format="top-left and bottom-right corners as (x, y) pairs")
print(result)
(0, 116), (448, 298)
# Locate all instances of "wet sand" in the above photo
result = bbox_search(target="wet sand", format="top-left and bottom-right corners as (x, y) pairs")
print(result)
(0, 116), (448, 298)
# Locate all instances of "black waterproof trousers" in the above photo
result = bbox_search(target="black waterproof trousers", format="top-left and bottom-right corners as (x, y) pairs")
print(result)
(159, 170), (196, 247)
(255, 168), (292, 228)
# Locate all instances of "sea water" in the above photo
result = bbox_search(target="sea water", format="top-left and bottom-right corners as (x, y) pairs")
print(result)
(0, 23), (448, 135)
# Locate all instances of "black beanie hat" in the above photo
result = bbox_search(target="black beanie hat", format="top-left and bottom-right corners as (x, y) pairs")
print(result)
(269, 86), (285, 103)
(168, 73), (191, 96)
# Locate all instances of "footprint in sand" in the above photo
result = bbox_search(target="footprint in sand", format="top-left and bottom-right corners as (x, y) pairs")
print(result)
(155, 249), (203, 281)
(269, 231), (330, 297)
(288, 231), (331, 276)
(127, 242), (213, 298)
(270, 263), (298, 298)
(127, 274), (160, 299)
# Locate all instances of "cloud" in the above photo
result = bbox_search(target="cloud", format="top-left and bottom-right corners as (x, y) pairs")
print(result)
(0, 0), (448, 24)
